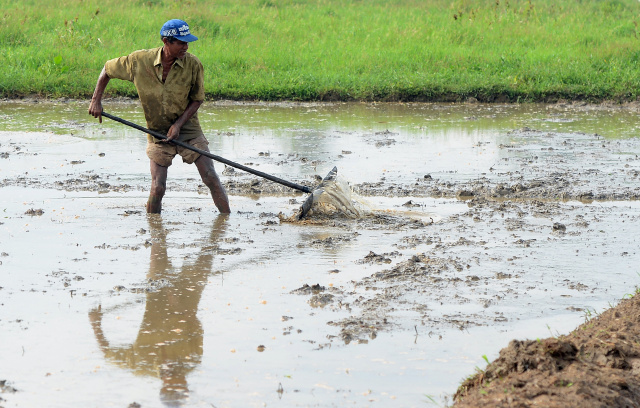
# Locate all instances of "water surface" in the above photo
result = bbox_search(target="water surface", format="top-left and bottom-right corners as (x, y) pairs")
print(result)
(1, 101), (639, 407)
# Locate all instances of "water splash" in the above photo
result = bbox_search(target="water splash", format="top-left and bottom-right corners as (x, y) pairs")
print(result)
(306, 173), (374, 219)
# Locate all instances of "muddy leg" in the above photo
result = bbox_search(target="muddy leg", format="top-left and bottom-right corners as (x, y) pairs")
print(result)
(195, 155), (231, 214)
(147, 160), (168, 213)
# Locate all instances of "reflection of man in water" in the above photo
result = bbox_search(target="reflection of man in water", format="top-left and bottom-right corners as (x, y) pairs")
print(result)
(89, 215), (227, 406)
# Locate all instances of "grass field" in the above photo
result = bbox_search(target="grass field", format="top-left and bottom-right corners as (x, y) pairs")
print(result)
(2, 0), (640, 101)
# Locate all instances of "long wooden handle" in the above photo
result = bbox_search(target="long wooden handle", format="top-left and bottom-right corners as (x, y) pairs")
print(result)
(101, 111), (313, 194)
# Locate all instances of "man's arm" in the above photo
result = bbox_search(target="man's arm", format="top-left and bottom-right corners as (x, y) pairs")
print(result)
(88, 305), (110, 349)
(165, 100), (203, 142)
(88, 66), (111, 123)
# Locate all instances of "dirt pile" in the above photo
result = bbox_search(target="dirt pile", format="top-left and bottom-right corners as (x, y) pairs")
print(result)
(453, 294), (640, 408)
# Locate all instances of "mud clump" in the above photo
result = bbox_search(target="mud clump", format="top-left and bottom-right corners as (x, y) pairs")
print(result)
(0, 380), (17, 393)
(357, 251), (396, 264)
(452, 294), (640, 408)
(0, 379), (18, 405)
(308, 293), (335, 308)
(24, 208), (44, 216)
(290, 283), (326, 295)
(553, 222), (567, 232)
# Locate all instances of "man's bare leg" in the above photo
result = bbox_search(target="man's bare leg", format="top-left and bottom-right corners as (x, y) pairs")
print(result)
(147, 160), (168, 213)
(194, 155), (231, 213)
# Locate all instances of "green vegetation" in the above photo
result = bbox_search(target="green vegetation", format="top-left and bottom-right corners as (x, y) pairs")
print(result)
(2, 0), (640, 101)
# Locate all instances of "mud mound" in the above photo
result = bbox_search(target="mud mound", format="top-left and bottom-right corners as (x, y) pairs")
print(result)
(453, 294), (640, 408)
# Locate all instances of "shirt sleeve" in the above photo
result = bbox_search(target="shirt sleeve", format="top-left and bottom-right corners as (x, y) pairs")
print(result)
(189, 59), (205, 102)
(104, 54), (135, 82)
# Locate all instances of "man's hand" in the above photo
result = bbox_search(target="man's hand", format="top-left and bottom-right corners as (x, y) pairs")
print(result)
(165, 123), (181, 142)
(162, 100), (202, 143)
(88, 99), (103, 123)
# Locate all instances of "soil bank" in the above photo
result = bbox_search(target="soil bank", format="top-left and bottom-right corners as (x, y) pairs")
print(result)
(453, 293), (640, 408)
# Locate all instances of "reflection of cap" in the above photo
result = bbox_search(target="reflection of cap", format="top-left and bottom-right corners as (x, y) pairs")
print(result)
(160, 365), (189, 408)
(160, 19), (198, 42)
(160, 386), (188, 408)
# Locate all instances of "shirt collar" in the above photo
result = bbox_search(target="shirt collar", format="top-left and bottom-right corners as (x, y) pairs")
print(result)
(154, 46), (185, 68)
(153, 47), (163, 66)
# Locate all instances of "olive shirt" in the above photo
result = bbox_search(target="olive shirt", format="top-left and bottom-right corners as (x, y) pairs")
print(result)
(104, 47), (205, 143)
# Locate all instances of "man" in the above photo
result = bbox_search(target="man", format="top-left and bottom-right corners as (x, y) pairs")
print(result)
(89, 19), (231, 214)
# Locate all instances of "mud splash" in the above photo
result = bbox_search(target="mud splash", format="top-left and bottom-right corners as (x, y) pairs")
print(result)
(308, 173), (371, 218)
(283, 171), (377, 222)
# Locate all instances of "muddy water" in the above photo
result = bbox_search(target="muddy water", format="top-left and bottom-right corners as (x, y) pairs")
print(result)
(1, 100), (639, 407)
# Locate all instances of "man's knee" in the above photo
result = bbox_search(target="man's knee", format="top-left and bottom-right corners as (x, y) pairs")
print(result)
(201, 169), (221, 188)
(196, 158), (221, 187)
(150, 179), (167, 197)
(150, 159), (168, 197)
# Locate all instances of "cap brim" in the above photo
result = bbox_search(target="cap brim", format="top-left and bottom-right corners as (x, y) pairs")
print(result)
(174, 34), (198, 42)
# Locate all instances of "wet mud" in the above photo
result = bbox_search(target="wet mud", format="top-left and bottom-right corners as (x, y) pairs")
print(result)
(1, 100), (640, 407)
(453, 293), (640, 408)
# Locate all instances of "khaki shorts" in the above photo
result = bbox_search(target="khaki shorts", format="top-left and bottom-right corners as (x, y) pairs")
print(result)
(146, 135), (209, 167)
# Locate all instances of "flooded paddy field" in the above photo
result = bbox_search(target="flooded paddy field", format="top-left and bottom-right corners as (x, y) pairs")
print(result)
(1, 100), (639, 407)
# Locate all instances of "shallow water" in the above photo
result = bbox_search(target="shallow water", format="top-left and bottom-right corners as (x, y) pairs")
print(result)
(1, 100), (639, 407)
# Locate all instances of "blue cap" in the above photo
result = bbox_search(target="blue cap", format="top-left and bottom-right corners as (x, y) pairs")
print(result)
(160, 19), (198, 42)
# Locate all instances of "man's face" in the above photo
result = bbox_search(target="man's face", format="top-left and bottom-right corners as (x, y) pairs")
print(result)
(164, 38), (189, 59)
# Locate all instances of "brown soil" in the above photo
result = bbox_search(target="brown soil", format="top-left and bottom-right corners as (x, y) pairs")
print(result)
(452, 294), (640, 408)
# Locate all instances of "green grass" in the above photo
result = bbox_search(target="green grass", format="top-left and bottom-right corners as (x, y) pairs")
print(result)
(2, 0), (640, 101)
